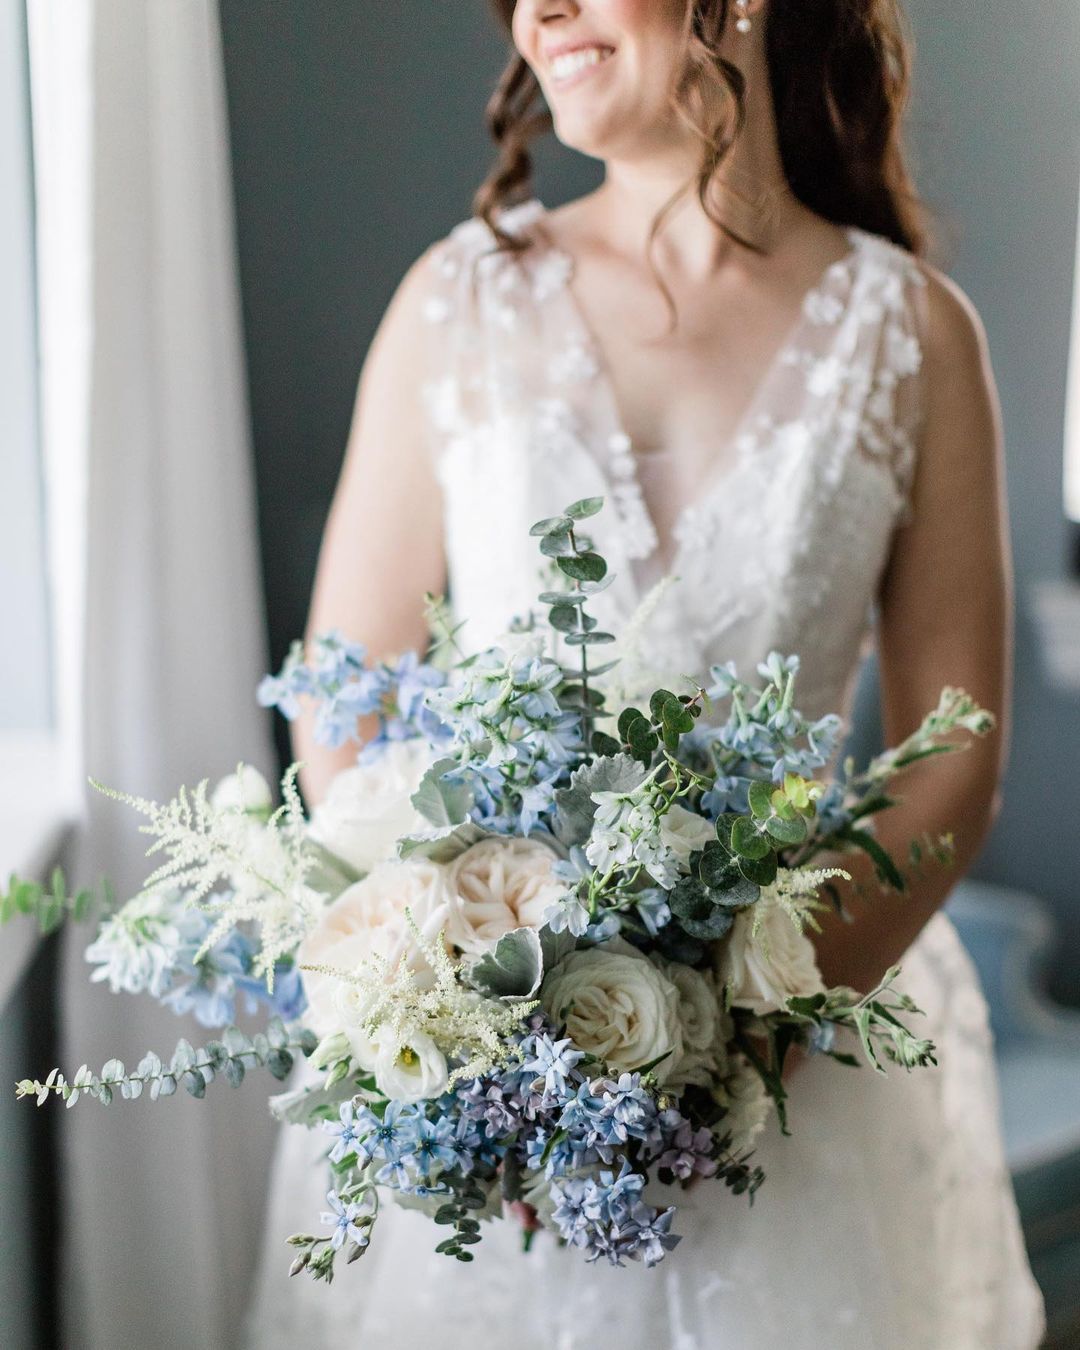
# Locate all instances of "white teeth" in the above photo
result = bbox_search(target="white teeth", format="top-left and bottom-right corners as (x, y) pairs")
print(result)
(550, 47), (613, 81)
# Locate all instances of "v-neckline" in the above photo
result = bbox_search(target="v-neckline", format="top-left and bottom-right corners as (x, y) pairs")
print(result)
(523, 197), (866, 581)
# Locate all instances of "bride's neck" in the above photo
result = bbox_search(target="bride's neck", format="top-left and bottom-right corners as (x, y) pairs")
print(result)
(591, 68), (797, 273)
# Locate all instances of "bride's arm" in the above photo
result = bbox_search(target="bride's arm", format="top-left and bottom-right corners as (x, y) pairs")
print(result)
(290, 251), (447, 807)
(811, 265), (1013, 993)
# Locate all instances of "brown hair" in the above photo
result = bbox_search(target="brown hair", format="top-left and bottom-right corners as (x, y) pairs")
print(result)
(476, 0), (933, 261)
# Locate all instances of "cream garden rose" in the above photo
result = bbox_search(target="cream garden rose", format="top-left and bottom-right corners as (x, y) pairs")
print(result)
(716, 1055), (773, 1155)
(297, 857), (451, 1043)
(307, 739), (435, 876)
(444, 837), (566, 956)
(541, 938), (683, 1085)
(715, 891), (826, 1016)
(658, 804), (716, 872)
(650, 954), (724, 1089)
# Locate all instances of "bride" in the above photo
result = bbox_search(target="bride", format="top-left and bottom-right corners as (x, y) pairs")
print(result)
(245, 1), (1045, 1345)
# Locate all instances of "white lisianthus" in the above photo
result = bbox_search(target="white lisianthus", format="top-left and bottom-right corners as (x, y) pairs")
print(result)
(297, 858), (451, 1041)
(444, 837), (566, 956)
(307, 740), (435, 876)
(541, 937), (683, 1085)
(371, 1029), (449, 1103)
(715, 891), (826, 1015)
(658, 804), (716, 872)
(650, 955), (724, 1089)
(716, 1055), (772, 1156)
(210, 765), (274, 816)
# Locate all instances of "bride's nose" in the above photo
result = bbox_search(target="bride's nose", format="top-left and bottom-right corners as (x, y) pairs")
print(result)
(526, 0), (582, 23)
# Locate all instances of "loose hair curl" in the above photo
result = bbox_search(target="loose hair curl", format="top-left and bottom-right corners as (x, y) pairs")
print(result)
(476, 0), (933, 261)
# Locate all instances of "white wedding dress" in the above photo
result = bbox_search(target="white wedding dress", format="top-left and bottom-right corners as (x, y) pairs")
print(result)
(244, 200), (1046, 1349)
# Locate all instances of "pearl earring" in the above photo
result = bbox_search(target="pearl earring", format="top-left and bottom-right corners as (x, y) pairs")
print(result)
(735, 0), (752, 34)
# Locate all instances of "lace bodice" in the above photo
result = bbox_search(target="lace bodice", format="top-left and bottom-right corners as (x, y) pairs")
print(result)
(420, 198), (929, 724)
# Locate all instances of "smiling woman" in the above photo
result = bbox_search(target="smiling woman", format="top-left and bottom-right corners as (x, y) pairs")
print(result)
(242, 2), (1045, 1347)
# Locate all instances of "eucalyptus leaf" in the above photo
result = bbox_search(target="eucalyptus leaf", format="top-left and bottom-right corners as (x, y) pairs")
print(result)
(764, 813), (808, 845)
(557, 552), (607, 583)
(730, 817), (770, 860)
(529, 515), (572, 537)
(565, 497), (604, 520)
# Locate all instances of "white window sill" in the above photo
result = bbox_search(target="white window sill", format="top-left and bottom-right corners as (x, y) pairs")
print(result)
(0, 732), (78, 1012)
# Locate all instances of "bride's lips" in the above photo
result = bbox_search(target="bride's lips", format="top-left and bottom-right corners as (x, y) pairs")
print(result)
(542, 42), (616, 91)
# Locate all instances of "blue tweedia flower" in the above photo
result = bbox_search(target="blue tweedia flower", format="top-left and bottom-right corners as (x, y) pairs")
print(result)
(323, 1100), (367, 1165)
(411, 1117), (464, 1178)
(352, 1100), (419, 1166)
(653, 1111), (719, 1182)
(549, 1160), (681, 1268)
(319, 1190), (371, 1252)
(520, 1033), (585, 1097)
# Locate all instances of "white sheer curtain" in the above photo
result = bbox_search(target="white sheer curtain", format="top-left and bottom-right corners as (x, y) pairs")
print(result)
(27, 2), (277, 1345)
(1066, 170), (1080, 524)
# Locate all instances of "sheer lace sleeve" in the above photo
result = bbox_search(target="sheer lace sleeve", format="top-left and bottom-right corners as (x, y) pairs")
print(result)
(856, 243), (930, 527)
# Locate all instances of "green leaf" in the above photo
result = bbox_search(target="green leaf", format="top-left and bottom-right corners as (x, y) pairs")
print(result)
(553, 754), (647, 846)
(748, 780), (774, 820)
(398, 821), (490, 864)
(548, 604), (579, 633)
(839, 826), (906, 891)
(564, 631), (615, 646)
(697, 839), (733, 887)
(681, 908), (735, 941)
(540, 532), (576, 558)
(466, 926), (545, 1001)
(410, 758), (474, 828)
(565, 497), (604, 520)
(591, 731), (622, 757)
(529, 515), (572, 537)
(556, 552), (607, 583)
(764, 813), (808, 845)
(737, 850), (778, 888)
(730, 817), (769, 860)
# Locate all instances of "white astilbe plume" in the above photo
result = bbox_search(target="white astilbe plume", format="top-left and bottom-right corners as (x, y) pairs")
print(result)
(302, 911), (534, 1086)
(754, 865), (853, 944)
(90, 764), (322, 985)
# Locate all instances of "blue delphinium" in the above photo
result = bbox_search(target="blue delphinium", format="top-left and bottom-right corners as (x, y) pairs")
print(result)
(258, 631), (450, 755)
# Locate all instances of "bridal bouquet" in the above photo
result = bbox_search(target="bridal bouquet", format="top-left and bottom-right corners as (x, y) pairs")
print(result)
(5, 497), (993, 1281)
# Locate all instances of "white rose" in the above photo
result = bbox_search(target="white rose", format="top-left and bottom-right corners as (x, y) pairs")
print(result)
(658, 805), (716, 871)
(540, 938), (683, 1085)
(297, 857), (451, 1041)
(444, 837), (566, 956)
(210, 765), (273, 816)
(650, 955), (723, 1089)
(372, 1029), (449, 1103)
(716, 1055), (772, 1155)
(715, 892), (825, 1015)
(307, 740), (435, 875)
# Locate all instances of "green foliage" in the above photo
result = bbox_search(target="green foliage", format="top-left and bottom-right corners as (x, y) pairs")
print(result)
(465, 926), (545, 1001)
(0, 867), (112, 936)
(16, 1018), (318, 1109)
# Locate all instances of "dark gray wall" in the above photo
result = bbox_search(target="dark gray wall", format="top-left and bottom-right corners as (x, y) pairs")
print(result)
(220, 3), (1080, 996)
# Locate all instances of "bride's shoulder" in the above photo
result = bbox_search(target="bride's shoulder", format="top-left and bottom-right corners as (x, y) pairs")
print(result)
(908, 254), (992, 380)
